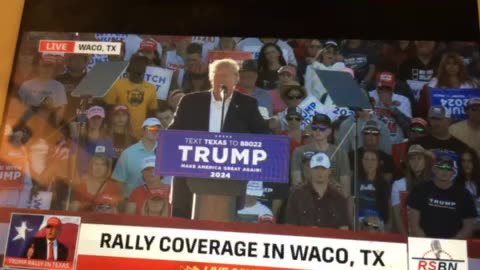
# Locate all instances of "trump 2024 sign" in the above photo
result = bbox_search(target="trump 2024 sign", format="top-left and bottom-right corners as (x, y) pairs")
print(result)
(155, 130), (290, 183)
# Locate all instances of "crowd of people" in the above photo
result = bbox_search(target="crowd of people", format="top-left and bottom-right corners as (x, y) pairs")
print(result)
(1, 32), (480, 239)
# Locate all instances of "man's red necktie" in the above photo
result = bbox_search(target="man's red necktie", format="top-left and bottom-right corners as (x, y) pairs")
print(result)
(48, 241), (54, 260)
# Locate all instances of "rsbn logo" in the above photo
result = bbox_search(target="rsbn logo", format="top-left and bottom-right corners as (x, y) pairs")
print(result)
(411, 240), (465, 270)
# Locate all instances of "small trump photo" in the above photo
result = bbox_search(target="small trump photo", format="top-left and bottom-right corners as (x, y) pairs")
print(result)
(3, 213), (81, 270)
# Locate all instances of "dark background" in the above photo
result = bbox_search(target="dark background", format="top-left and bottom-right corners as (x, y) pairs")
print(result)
(19, 0), (479, 41)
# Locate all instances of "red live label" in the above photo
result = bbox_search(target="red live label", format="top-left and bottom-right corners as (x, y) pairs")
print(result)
(38, 40), (75, 53)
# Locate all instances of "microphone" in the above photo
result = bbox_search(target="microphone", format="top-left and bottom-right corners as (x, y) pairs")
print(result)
(220, 85), (228, 100)
(219, 85), (229, 132)
(431, 240), (442, 259)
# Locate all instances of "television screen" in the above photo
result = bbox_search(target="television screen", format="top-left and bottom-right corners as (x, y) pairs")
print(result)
(3, 31), (480, 231)
(0, 0), (479, 240)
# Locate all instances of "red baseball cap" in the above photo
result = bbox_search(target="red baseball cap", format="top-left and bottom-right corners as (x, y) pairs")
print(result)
(46, 217), (62, 228)
(113, 104), (129, 113)
(94, 193), (121, 207)
(410, 117), (428, 128)
(258, 214), (275, 224)
(140, 39), (157, 52)
(278, 66), (296, 77)
(147, 188), (170, 200)
(377, 72), (396, 89)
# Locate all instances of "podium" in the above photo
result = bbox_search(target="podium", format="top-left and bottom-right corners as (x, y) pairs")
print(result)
(158, 130), (290, 222)
(187, 178), (246, 221)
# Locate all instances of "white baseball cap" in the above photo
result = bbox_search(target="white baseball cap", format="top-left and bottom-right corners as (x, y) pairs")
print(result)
(246, 181), (264, 197)
(142, 156), (156, 170)
(309, 152), (331, 169)
(142, 117), (162, 128)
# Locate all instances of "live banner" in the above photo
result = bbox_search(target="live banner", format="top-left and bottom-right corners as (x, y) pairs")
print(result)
(76, 223), (408, 270)
(155, 130), (290, 183)
(430, 88), (480, 119)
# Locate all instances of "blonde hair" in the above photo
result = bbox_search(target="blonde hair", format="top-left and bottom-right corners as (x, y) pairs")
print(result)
(87, 154), (113, 179)
(208, 58), (239, 81)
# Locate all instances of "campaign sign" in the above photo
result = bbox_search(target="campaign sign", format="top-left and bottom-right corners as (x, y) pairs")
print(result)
(430, 88), (480, 119)
(0, 159), (24, 190)
(120, 66), (173, 100)
(208, 50), (254, 64)
(297, 95), (352, 128)
(155, 130), (290, 183)
(3, 213), (81, 270)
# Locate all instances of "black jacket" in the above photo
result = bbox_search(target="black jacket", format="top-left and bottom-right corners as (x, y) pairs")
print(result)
(169, 90), (270, 133)
(24, 237), (68, 261)
(168, 90), (270, 218)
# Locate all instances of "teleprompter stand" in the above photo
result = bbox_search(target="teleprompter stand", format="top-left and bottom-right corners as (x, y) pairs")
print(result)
(315, 70), (371, 231)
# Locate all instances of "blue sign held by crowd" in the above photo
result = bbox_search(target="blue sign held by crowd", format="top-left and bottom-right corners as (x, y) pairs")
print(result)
(430, 88), (480, 119)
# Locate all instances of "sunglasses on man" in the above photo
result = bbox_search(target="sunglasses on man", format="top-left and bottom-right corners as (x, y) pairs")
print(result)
(435, 163), (454, 171)
(410, 126), (426, 134)
(286, 95), (304, 100)
(363, 129), (380, 136)
(286, 116), (302, 122)
(311, 124), (329, 131)
(145, 125), (162, 132)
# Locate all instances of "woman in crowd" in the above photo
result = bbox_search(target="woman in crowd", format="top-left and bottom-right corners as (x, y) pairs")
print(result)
(270, 66), (297, 114)
(357, 150), (390, 230)
(456, 148), (480, 199)
(417, 52), (479, 117)
(142, 189), (170, 217)
(278, 85), (307, 132)
(281, 107), (306, 153)
(256, 43), (287, 90)
(74, 106), (114, 176)
(391, 145), (433, 235)
(70, 153), (123, 212)
(304, 41), (346, 104)
(456, 148), (480, 234)
(108, 105), (136, 167)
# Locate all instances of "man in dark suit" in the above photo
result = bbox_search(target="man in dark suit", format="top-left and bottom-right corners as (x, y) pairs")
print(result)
(169, 58), (270, 221)
(25, 217), (68, 261)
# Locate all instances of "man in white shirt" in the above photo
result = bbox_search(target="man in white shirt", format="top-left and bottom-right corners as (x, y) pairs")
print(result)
(369, 72), (412, 144)
(237, 181), (274, 223)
